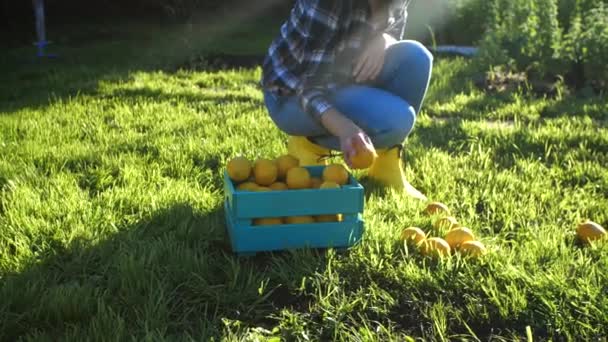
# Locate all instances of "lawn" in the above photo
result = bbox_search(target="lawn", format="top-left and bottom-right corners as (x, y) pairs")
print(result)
(1, 16), (607, 341)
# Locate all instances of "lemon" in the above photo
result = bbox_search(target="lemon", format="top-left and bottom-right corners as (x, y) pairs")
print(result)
(425, 202), (450, 216)
(253, 217), (283, 226)
(400, 227), (426, 245)
(255, 186), (272, 192)
(319, 181), (340, 189)
(236, 181), (258, 191)
(285, 216), (315, 224)
(226, 156), (252, 182)
(350, 149), (377, 169)
(310, 177), (323, 189)
(444, 227), (475, 249)
(576, 220), (606, 243)
(459, 240), (487, 257)
(420, 237), (451, 257)
(315, 214), (343, 222)
(286, 167), (311, 189)
(253, 159), (278, 186)
(323, 164), (349, 185)
(269, 182), (288, 191)
(276, 154), (299, 180)
(433, 216), (459, 230)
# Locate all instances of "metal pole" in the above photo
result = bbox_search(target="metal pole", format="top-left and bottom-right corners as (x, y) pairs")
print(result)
(33, 0), (56, 58)
(34, 0), (46, 42)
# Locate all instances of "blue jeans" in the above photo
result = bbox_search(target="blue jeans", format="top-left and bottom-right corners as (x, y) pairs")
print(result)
(263, 40), (433, 150)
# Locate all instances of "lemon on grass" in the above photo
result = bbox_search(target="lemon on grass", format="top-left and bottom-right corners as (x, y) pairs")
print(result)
(576, 220), (606, 244)
(425, 202), (450, 216)
(444, 227), (475, 249)
(420, 237), (451, 257)
(433, 216), (459, 230)
(459, 240), (487, 257)
(400, 227), (426, 246)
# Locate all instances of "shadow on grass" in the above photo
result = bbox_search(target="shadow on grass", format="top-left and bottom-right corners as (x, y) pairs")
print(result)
(0, 10), (278, 115)
(0, 202), (331, 340)
(107, 87), (264, 108)
(0, 52), (268, 116)
(539, 94), (608, 122)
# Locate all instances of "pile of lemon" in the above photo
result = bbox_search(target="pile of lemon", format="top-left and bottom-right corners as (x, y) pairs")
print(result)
(401, 202), (607, 259)
(226, 155), (350, 225)
(401, 202), (487, 259)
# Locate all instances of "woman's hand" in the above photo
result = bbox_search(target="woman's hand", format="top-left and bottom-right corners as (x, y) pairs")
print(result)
(319, 108), (376, 168)
(339, 129), (375, 169)
(353, 33), (393, 83)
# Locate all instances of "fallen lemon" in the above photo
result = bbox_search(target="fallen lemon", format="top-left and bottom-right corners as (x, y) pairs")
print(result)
(269, 182), (288, 191)
(286, 167), (311, 189)
(323, 164), (349, 185)
(425, 202), (450, 216)
(253, 217), (283, 226)
(433, 216), (459, 230)
(444, 227), (475, 249)
(285, 216), (315, 224)
(400, 227), (426, 245)
(276, 154), (299, 180)
(459, 240), (487, 257)
(421, 237), (451, 257)
(253, 159), (278, 186)
(227, 156), (252, 182)
(576, 220), (606, 243)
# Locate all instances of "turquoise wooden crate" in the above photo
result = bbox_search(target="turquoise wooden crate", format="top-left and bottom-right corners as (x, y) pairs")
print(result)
(223, 165), (365, 256)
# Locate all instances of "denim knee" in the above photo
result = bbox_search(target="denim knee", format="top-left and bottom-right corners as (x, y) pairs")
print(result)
(390, 40), (434, 66)
(371, 105), (416, 148)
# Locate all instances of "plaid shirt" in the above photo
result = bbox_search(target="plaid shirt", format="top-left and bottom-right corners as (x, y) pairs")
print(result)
(261, 0), (409, 120)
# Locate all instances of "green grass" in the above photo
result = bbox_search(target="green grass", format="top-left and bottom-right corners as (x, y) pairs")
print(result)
(1, 18), (607, 341)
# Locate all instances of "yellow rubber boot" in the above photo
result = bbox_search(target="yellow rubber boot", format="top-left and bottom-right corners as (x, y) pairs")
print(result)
(368, 145), (427, 200)
(287, 136), (331, 166)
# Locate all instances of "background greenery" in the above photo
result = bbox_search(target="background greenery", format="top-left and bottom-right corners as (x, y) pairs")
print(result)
(5, 0), (608, 91)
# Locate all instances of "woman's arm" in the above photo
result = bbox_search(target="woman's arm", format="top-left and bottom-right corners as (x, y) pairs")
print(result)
(321, 108), (375, 167)
(384, 0), (411, 40)
(295, 0), (343, 122)
(296, 0), (376, 164)
(353, 0), (410, 82)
